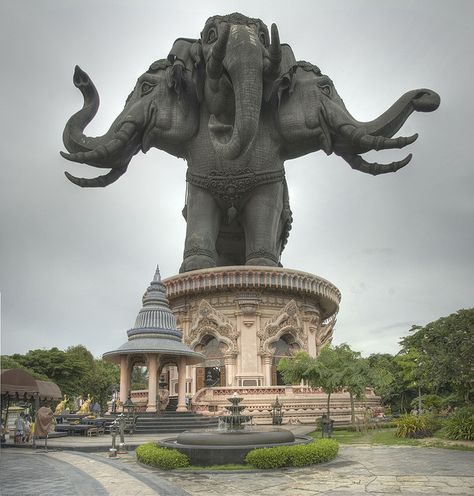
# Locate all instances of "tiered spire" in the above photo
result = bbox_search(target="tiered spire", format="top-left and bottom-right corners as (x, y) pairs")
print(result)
(102, 265), (204, 365)
(129, 265), (180, 339)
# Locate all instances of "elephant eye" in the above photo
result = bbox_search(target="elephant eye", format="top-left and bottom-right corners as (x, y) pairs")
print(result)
(259, 31), (267, 46)
(320, 85), (331, 96)
(207, 27), (217, 44)
(141, 81), (156, 96)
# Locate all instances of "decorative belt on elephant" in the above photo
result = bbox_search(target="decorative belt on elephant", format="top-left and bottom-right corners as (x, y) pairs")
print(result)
(186, 168), (285, 206)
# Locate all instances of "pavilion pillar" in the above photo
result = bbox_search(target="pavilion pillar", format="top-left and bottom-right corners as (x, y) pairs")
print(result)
(146, 354), (158, 412)
(176, 356), (187, 412)
(119, 355), (130, 404)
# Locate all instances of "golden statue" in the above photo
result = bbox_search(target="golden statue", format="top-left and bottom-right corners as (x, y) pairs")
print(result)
(54, 395), (69, 415)
(77, 394), (92, 414)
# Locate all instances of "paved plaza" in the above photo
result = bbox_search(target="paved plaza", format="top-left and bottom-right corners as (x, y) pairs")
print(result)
(1, 444), (473, 495)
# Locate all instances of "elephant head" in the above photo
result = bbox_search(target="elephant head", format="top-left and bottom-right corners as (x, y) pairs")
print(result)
(61, 59), (199, 187)
(190, 13), (282, 160)
(276, 61), (440, 174)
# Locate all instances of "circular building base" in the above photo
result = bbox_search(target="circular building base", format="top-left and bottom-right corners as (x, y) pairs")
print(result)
(163, 266), (341, 391)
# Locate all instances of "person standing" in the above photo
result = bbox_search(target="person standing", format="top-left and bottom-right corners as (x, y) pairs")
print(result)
(15, 414), (26, 444)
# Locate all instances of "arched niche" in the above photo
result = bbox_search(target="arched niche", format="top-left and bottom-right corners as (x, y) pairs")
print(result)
(194, 334), (229, 389)
(269, 333), (302, 385)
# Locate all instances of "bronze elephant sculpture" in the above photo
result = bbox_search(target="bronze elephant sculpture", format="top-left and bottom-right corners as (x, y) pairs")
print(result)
(61, 13), (440, 273)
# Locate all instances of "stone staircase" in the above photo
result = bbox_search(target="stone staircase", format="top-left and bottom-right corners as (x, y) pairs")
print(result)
(134, 411), (219, 434)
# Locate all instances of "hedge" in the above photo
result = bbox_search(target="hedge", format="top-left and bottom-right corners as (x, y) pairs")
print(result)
(245, 439), (339, 469)
(135, 443), (189, 469)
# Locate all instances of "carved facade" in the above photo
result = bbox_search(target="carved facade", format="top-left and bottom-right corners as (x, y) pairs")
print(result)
(163, 266), (340, 394)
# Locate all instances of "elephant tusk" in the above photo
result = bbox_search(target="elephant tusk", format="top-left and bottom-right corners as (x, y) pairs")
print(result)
(60, 121), (137, 167)
(265, 23), (282, 80)
(64, 167), (127, 188)
(342, 153), (412, 176)
(207, 23), (230, 80)
(358, 133), (418, 153)
(339, 125), (418, 153)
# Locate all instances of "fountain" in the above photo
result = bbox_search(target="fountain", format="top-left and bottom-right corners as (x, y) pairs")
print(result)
(159, 393), (312, 465)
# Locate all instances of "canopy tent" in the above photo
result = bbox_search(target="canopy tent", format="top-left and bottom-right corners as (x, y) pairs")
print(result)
(1, 369), (62, 400)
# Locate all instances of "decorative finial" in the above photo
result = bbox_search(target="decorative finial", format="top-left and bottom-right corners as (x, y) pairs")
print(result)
(153, 265), (161, 282)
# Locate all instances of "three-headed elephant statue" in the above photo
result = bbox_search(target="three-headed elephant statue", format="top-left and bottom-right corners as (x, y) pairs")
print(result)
(61, 12), (440, 273)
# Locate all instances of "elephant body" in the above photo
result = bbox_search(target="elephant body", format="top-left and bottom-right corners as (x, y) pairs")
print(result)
(61, 13), (440, 273)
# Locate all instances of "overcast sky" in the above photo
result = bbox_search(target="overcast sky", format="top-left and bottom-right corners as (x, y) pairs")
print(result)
(1, 0), (473, 360)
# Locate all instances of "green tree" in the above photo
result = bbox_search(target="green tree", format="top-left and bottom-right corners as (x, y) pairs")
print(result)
(85, 360), (120, 412)
(3, 346), (120, 413)
(333, 344), (371, 428)
(278, 347), (343, 417)
(0, 355), (49, 380)
(400, 308), (474, 404)
(368, 353), (416, 414)
(8, 346), (94, 399)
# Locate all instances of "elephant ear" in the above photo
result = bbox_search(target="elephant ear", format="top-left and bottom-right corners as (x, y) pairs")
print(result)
(280, 44), (297, 77)
(168, 38), (203, 101)
(265, 44), (297, 104)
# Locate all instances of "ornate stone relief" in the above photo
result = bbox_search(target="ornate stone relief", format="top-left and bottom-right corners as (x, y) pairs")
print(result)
(258, 299), (307, 354)
(185, 299), (238, 354)
(304, 307), (321, 333)
(235, 292), (260, 316)
(315, 315), (336, 355)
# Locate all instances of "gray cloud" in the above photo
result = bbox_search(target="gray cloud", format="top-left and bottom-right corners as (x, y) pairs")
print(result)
(1, 0), (473, 358)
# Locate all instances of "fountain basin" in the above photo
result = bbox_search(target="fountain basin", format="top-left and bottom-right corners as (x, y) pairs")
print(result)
(159, 428), (313, 465)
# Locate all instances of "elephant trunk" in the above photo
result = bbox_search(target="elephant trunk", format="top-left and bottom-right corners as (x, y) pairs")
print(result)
(61, 66), (143, 186)
(361, 89), (440, 138)
(326, 88), (440, 154)
(324, 88), (440, 175)
(62, 66), (117, 157)
(209, 24), (264, 160)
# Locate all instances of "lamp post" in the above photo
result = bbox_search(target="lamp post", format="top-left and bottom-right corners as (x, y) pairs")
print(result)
(116, 414), (127, 454)
(109, 419), (118, 457)
(271, 396), (283, 425)
(122, 394), (136, 434)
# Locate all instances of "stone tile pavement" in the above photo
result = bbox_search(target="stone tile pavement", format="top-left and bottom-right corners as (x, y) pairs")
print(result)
(0, 444), (473, 495)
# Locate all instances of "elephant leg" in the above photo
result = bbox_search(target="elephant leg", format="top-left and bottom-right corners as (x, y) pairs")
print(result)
(180, 184), (220, 273)
(241, 181), (284, 266)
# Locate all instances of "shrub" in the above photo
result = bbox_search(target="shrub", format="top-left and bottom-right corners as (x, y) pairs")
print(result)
(245, 440), (338, 469)
(136, 443), (189, 469)
(395, 414), (431, 438)
(244, 446), (288, 469)
(423, 413), (444, 434)
(444, 407), (474, 441)
(286, 439), (339, 467)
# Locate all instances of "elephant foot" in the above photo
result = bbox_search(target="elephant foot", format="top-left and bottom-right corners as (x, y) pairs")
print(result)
(245, 250), (279, 267)
(180, 254), (217, 273)
(246, 257), (279, 267)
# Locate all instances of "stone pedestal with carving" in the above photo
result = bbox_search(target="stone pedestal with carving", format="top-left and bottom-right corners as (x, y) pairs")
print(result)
(163, 266), (340, 398)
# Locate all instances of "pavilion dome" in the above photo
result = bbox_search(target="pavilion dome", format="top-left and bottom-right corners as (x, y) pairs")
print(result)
(103, 266), (204, 365)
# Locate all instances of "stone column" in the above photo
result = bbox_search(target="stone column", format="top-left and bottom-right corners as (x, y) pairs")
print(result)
(146, 354), (158, 413)
(263, 355), (272, 386)
(176, 356), (187, 412)
(119, 355), (130, 404)
(224, 355), (236, 386)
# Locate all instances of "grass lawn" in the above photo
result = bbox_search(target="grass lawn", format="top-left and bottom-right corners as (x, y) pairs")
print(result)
(309, 428), (474, 451)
